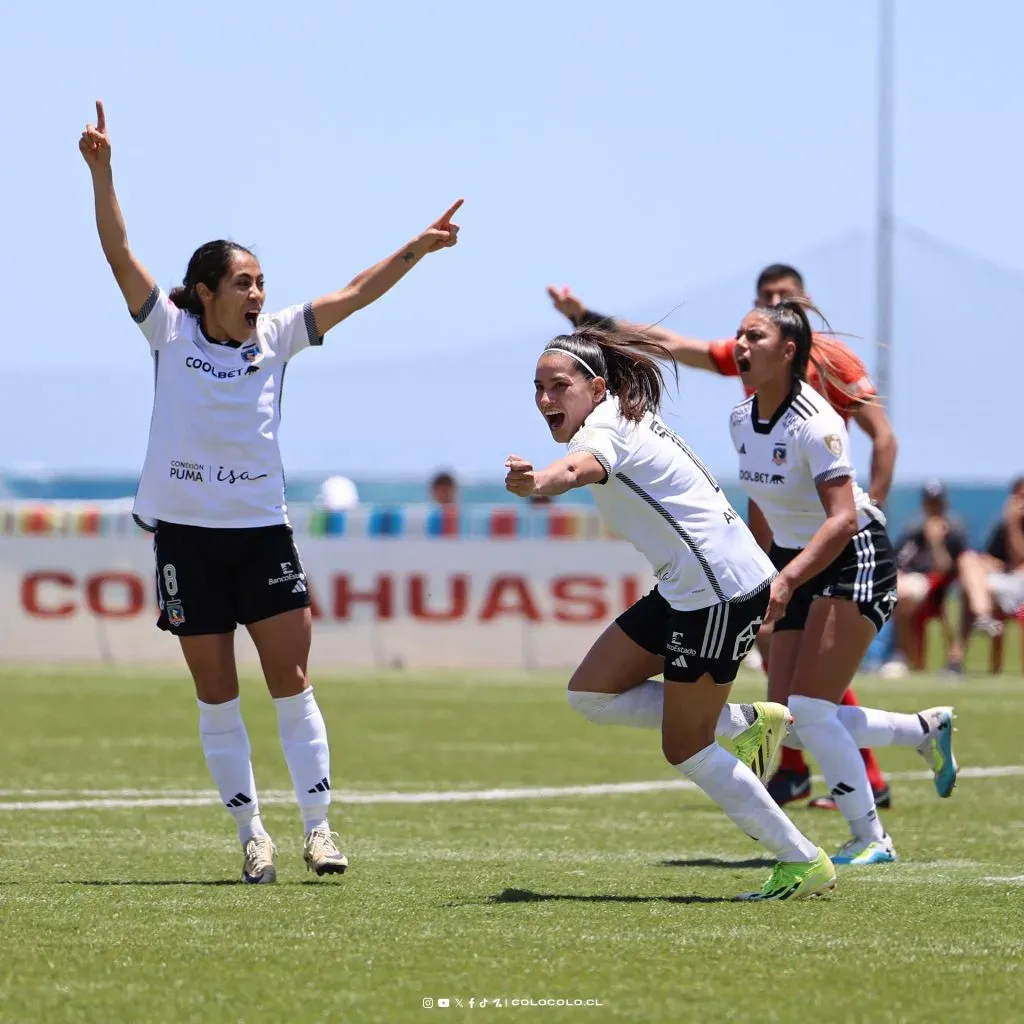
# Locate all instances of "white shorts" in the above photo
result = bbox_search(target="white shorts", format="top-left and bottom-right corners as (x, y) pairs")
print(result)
(988, 570), (1024, 615)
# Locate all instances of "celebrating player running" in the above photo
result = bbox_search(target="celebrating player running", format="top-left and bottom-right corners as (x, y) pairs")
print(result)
(548, 265), (897, 810)
(728, 300), (957, 866)
(505, 322), (836, 902)
(80, 100), (461, 884)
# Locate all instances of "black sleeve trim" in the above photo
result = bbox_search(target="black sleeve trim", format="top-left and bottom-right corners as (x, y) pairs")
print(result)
(814, 467), (853, 485)
(575, 309), (617, 330)
(569, 446), (611, 484)
(132, 286), (160, 324)
(303, 302), (324, 346)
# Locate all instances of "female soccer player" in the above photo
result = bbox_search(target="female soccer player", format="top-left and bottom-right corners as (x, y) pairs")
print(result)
(547, 269), (896, 810)
(504, 324), (836, 901)
(80, 100), (461, 883)
(729, 300), (958, 865)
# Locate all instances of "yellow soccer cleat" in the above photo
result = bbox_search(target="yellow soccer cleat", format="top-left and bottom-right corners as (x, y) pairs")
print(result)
(735, 847), (837, 902)
(730, 701), (793, 784)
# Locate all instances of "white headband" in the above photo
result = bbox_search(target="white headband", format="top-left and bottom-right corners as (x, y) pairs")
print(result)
(546, 347), (601, 379)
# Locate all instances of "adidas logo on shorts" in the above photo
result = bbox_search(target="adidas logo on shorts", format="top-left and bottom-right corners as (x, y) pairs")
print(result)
(292, 580), (307, 594)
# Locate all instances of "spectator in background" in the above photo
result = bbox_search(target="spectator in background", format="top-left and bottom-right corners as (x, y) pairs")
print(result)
(314, 475), (360, 511)
(883, 481), (969, 676)
(957, 477), (1024, 633)
(430, 470), (458, 506)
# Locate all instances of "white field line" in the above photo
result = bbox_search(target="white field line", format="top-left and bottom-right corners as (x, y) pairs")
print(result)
(0, 765), (1021, 812)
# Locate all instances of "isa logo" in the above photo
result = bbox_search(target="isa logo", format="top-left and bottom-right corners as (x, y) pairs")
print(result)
(772, 442), (787, 465)
(166, 600), (186, 627)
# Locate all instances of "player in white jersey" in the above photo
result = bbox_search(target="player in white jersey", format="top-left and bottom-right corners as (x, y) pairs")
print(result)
(80, 100), (461, 883)
(730, 300), (959, 866)
(504, 324), (837, 901)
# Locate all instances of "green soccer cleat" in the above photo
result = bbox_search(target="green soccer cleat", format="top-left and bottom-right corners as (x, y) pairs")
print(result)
(735, 847), (837, 902)
(916, 706), (958, 798)
(730, 701), (793, 784)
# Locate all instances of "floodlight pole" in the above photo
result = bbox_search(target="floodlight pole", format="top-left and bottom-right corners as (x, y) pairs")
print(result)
(875, 0), (895, 417)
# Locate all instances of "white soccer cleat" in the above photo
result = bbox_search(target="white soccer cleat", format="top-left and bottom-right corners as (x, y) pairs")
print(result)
(831, 833), (897, 866)
(303, 826), (349, 877)
(242, 834), (277, 884)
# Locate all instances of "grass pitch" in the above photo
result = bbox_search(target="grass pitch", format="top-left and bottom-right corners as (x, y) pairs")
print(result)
(0, 660), (1022, 1023)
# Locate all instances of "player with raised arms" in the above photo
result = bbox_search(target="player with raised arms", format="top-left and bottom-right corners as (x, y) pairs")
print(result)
(729, 300), (958, 865)
(504, 323), (837, 901)
(80, 100), (461, 883)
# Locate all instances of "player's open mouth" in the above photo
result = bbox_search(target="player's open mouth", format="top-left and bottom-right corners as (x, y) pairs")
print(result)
(736, 355), (751, 373)
(244, 312), (259, 328)
(545, 411), (566, 432)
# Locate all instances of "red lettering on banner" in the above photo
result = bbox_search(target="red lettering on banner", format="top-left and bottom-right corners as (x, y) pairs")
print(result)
(86, 573), (145, 618)
(409, 574), (469, 621)
(22, 571), (76, 618)
(551, 575), (608, 623)
(333, 575), (394, 620)
(479, 575), (541, 622)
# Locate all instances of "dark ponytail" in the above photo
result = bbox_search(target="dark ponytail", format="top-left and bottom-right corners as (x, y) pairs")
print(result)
(758, 299), (871, 405)
(543, 324), (676, 423)
(168, 240), (254, 315)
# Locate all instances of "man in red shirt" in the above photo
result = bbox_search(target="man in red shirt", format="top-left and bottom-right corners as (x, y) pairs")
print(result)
(547, 264), (897, 809)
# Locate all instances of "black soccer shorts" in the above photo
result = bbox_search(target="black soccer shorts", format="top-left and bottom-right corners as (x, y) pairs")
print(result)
(770, 519), (898, 634)
(153, 522), (311, 636)
(617, 585), (771, 684)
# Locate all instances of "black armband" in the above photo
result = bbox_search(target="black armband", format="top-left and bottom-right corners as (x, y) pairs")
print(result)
(573, 309), (616, 330)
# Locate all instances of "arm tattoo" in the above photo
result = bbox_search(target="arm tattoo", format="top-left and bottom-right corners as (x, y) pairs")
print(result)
(401, 250), (418, 263)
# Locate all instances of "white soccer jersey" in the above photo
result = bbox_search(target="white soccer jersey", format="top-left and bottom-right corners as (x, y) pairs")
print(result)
(730, 381), (884, 550)
(132, 288), (322, 529)
(567, 397), (775, 610)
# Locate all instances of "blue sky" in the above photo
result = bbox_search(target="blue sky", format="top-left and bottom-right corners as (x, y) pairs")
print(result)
(4, 0), (1022, 482)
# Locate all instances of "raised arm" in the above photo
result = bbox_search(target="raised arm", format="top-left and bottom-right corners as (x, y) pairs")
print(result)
(79, 101), (156, 318)
(545, 285), (720, 372)
(850, 400), (898, 505)
(310, 200), (462, 336)
(504, 453), (606, 498)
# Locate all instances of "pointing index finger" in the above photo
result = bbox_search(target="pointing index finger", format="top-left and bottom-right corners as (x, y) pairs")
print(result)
(95, 99), (106, 133)
(437, 198), (464, 224)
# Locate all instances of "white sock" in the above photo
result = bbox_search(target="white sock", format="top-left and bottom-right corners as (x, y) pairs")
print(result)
(568, 684), (662, 728)
(197, 697), (266, 845)
(675, 742), (818, 863)
(717, 702), (759, 740)
(274, 687), (332, 833)
(835, 705), (928, 747)
(784, 706), (928, 750)
(568, 685), (756, 740)
(789, 695), (884, 842)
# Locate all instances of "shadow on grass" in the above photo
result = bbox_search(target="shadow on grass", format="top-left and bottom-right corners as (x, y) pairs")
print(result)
(449, 887), (732, 907)
(58, 879), (247, 887)
(0, 878), (349, 888)
(659, 856), (774, 869)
